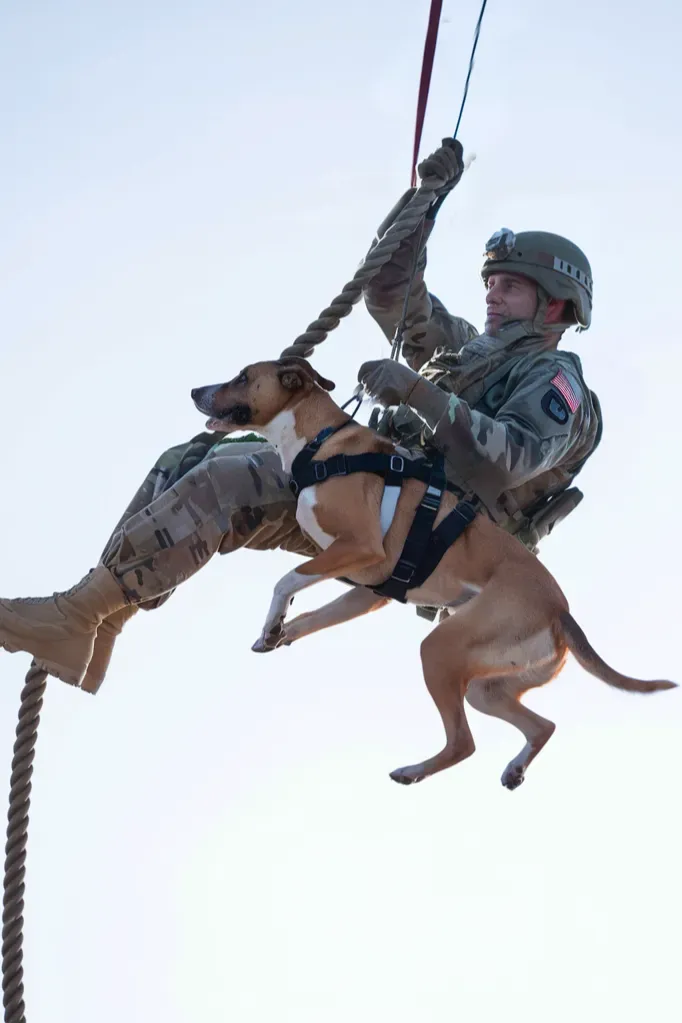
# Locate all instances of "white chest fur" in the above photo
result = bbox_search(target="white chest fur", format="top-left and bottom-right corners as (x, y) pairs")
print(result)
(296, 487), (335, 549)
(296, 483), (400, 550)
(258, 409), (306, 473)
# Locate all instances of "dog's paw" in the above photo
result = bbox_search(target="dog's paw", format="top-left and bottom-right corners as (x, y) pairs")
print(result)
(251, 637), (275, 654)
(389, 765), (425, 786)
(501, 762), (526, 790)
(251, 623), (286, 654)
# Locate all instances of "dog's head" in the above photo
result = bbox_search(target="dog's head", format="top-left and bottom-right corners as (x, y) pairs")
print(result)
(191, 357), (336, 432)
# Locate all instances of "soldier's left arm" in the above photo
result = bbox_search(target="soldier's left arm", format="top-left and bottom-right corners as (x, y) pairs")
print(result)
(407, 358), (595, 506)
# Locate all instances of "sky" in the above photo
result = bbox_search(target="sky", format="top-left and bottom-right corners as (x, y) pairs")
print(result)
(1, 1), (681, 1020)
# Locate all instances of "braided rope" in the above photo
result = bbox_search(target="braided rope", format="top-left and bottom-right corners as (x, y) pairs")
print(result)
(282, 0), (488, 365)
(2, 665), (48, 1023)
(279, 173), (449, 360)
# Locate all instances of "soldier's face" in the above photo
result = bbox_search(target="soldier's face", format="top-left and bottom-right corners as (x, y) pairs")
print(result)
(484, 272), (538, 334)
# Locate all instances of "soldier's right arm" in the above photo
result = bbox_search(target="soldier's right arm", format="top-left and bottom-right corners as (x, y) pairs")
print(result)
(362, 190), (477, 368)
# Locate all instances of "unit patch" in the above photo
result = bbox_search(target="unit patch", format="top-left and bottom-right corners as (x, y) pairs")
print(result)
(541, 389), (570, 424)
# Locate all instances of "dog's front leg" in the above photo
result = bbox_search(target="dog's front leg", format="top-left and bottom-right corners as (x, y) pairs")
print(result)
(278, 586), (390, 647)
(252, 537), (385, 653)
(252, 568), (326, 652)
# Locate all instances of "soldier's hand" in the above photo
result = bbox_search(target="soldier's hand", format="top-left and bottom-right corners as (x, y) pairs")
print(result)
(417, 138), (464, 195)
(358, 359), (421, 408)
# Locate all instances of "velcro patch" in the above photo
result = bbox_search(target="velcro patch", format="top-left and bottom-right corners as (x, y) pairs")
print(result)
(541, 389), (570, 425)
(550, 370), (580, 413)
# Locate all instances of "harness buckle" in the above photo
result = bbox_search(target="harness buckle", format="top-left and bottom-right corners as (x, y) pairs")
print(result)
(289, 479), (300, 498)
(391, 559), (417, 584)
(389, 455), (405, 474)
(314, 462), (328, 482)
(421, 484), (443, 512)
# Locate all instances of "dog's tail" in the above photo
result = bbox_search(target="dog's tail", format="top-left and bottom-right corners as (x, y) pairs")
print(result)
(560, 611), (677, 694)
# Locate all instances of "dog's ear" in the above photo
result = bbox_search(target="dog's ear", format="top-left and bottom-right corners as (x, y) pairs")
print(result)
(277, 357), (336, 392)
(279, 369), (305, 391)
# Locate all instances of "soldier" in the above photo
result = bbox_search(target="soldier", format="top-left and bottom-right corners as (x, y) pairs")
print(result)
(0, 140), (602, 692)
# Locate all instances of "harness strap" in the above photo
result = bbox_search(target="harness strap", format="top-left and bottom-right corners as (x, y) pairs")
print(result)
(407, 499), (479, 592)
(290, 424), (436, 498)
(371, 455), (447, 603)
(291, 451), (438, 497)
(290, 425), (479, 605)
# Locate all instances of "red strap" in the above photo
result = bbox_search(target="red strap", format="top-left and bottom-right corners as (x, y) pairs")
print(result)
(411, 0), (444, 187)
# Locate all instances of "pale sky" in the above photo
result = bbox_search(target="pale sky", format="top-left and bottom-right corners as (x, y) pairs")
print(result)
(1, 2), (681, 1021)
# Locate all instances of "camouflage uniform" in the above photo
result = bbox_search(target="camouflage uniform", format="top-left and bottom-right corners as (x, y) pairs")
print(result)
(103, 438), (316, 606)
(101, 215), (601, 608)
(363, 215), (602, 550)
(0, 142), (604, 690)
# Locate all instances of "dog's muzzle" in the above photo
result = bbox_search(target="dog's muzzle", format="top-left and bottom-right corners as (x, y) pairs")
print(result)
(191, 385), (221, 415)
(190, 387), (251, 426)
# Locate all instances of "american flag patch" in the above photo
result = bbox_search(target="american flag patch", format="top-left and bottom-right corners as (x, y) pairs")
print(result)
(551, 370), (580, 413)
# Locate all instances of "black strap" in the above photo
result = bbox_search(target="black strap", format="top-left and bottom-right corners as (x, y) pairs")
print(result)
(290, 423), (435, 498)
(407, 500), (479, 592)
(295, 422), (350, 461)
(291, 450), (438, 497)
(372, 455), (447, 603)
(290, 423), (478, 605)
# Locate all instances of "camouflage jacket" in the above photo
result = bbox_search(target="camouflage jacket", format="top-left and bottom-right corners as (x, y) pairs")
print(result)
(363, 206), (603, 552)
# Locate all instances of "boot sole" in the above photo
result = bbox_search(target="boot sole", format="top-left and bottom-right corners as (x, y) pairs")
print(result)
(0, 639), (84, 689)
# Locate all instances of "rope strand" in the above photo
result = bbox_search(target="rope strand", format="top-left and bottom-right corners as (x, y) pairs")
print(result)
(280, 0), (489, 365)
(391, 0), (490, 360)
(2, 665), (48, 1023)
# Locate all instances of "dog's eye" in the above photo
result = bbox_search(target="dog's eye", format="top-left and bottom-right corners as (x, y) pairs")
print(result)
(234, 372), (248, 386)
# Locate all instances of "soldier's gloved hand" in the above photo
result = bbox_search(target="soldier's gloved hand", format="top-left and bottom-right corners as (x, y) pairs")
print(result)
(417, 138), (465, 196)
(358, 359), (421, 408)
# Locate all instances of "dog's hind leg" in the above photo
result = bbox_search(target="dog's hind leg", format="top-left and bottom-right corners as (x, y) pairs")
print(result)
(389, 622), (477, 785)
(466, 663), (563, 791)
(390, 573), (565, 787)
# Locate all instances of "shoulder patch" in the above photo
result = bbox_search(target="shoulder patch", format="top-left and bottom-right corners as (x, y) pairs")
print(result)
(541, 389), (570, 425)
(550, 370), (580, 413)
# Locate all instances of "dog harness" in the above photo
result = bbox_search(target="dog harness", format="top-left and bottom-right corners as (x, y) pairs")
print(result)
(290, 423), (479, 603)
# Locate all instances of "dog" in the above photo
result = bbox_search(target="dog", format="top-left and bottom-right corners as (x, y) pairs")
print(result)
(191, 356), (676, 790)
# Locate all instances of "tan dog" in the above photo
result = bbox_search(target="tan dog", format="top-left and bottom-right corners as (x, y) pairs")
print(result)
(191, 358), (676, 790)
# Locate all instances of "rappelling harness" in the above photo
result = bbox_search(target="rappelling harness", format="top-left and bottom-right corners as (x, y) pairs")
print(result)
(290, 421), (479, 604)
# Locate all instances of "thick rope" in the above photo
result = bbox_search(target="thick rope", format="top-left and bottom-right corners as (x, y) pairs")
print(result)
(394, 0), (489, 360)
(279, 175), (446, 360)
(0, 15), (488, 1023)
(280, 0), (489, 365)
(2, 665), (47, 1023)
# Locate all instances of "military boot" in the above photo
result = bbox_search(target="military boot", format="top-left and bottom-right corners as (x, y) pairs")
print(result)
(80, 604), (139, 695)
(0, 565), (130, 687)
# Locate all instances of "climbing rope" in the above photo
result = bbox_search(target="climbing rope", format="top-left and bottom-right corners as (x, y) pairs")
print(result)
(280, 0), (489, 365)
(2, 665), (47, 1023)
(0, 6), (491, 1022)
(279, 175), (447, 360)
(392, 0), (489, 361)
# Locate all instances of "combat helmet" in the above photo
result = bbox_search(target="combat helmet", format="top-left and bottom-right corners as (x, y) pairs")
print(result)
(481, 228), (593, 330)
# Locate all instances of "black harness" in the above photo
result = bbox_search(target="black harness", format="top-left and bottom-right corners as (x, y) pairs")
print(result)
(290, 423), (479, 604)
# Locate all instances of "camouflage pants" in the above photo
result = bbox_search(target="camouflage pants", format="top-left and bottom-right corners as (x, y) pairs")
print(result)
(101, 433), (317, 606)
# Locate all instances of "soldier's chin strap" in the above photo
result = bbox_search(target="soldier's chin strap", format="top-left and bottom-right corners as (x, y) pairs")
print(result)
(532, 286), (572, 341)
